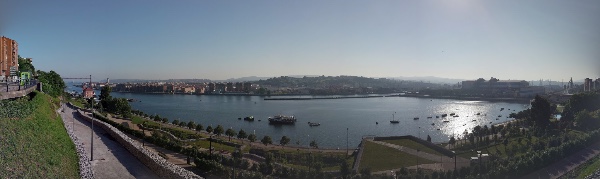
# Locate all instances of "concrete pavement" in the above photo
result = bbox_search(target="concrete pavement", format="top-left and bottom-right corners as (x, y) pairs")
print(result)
(60, 104), (159, 179)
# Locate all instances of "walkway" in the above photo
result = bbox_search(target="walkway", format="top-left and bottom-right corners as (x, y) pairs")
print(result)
(60, 104), (160, 179)
(521, 140), (600, 179)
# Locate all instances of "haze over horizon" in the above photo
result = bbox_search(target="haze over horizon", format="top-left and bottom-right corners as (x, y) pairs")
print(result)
(2, 0), (599, 81)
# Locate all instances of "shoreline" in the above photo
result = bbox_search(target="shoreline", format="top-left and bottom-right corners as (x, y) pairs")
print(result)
(113, 91), (532, 103)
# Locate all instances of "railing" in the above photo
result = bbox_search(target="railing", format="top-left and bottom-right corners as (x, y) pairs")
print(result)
(0, 80), (38, 100)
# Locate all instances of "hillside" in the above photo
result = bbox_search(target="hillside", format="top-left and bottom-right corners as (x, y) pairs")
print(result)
(0, 91), (79, 178)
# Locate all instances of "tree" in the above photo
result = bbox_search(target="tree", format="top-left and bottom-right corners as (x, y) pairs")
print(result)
(172, 119), (180, 125)
(280, 136), (290, 147)
(153, 114), (161, 122)
(226, 128), (236, 141)
(449, 136), (456, 149)
(562, 92), (600, 121)
(261, 136), (273, 146)
(36, 70), (66, 97)
(427, 135), (432, 143)
(187, 121), (196, 129)
(248, 134), (257, 142)
(100, 86), (112, 101)
(574, 109), (600, 131)
(237, 129), (248, 140)
(340, 160), (350, 178)
(206, 126), (213, 133)
(195, 124), (204, 131)
(113, 98), (132, 118)
(178, 121), (186, 127)
(530, 95), (553, 128)
(214, 125), (224, 136)
(18, 56), (35, 74)
(310, 140), (319, 149)
(161, 117), (168, 123)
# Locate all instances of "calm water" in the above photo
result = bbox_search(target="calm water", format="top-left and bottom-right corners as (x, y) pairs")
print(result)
(67, 84), (529, 149)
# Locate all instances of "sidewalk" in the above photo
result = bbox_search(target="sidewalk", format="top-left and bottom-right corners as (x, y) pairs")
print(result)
(60, 105), (160, 179)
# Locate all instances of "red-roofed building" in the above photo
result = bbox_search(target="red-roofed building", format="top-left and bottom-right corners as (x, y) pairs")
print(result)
(83, 87), (94, 98)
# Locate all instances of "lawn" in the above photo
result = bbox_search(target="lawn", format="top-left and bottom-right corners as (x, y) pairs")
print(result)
(359, 141), (434, 171)
(0, 92), (79, 178)
(381, 139), (445, 156)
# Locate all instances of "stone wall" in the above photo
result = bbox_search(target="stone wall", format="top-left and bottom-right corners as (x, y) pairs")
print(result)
(71, 104), (202, 179)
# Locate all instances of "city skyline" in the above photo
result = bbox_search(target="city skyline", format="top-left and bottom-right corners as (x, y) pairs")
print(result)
(2, 0), (599, 81)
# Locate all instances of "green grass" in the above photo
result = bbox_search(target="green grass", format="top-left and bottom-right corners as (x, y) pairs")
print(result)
(67, 97), (85, 109)
(190, 139), (236, 152)
(381, 139), (445, 156)
(575, 155), (600, 179)
(0, 92), (79, 178)
(359, 141), (434, 171)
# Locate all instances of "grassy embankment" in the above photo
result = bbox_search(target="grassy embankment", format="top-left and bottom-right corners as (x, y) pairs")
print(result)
(0, 91), (79, 178)
(359, 140), (434, 171)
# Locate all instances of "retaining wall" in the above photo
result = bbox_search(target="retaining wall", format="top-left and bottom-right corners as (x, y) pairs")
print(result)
(0, 83), (37, 100)
(71, 103), (202, 179)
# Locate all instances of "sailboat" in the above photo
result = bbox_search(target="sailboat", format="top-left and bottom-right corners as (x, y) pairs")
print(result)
(390, 112), (399, 123)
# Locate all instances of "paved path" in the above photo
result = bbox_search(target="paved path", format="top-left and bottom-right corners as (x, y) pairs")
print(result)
(521, 140), (600, 179)
(60, 104), (160, 179)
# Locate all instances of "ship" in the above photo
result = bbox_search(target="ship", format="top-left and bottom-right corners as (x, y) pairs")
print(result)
(268, 115), (297, 125)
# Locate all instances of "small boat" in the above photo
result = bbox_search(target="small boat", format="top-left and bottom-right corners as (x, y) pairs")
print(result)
(437, 128), (441, 130)
(238, 117), (241, 120)
(500, 108), (504, 111)
(472, 120), (476, 122)
(476, 113), (481, 115)
(453, 115), (459, 117)
(390, 120), (399, 124)
(441, 114), (448, 117)
(427, 116), (432, 119)
(436, 116), (439, 118)
(431, 123), (435, 125)
(244, 116), (255, 121)
(450, 113), (456, 116)
(489, 122), (492, 124)
(308, 122), (321, 126)
(498, 115), (502, 117)
(443, 120), (450, 122)
(376, 122), (378, 125)
(496, 118), (499, 120)
(413, 117), (419, 120)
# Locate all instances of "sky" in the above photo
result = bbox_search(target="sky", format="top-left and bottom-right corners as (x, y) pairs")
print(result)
(1, 0), (599, 81)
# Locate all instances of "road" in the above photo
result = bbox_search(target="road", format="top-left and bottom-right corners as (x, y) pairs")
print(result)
(60, 104), (159, 179)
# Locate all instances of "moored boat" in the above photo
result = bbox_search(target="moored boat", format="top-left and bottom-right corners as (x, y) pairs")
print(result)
(308, 122), (321, 126)
(268, 115), (296, 125)
(244, 116), (254, 121)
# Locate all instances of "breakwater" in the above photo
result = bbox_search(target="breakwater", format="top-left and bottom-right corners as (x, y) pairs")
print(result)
(264, 95), (384, 100)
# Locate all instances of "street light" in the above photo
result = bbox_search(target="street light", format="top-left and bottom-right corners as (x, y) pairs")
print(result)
(452, 151), (456, 171)
(90, 75), (94, 161)
(141, 121), (148, 147)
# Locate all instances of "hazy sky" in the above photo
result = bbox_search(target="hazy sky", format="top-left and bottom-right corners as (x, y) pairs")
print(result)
(1, 0), (599, 81)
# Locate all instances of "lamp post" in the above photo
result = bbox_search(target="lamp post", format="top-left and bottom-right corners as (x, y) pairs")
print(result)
(209, 135), (214, 159)
(346, 128), (349, 157)
(141, 121), (148, 147)
(90, 75), (94, 161)
(452, 151), (456, 171)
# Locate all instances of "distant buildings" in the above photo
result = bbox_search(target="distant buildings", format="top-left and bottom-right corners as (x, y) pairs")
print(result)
(461, 77), (544, 97)
(113, 81), (254, 94)
(583, 78), (600, 92)
(83, 87), (94, 98)
(0, 36), (19, 81)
